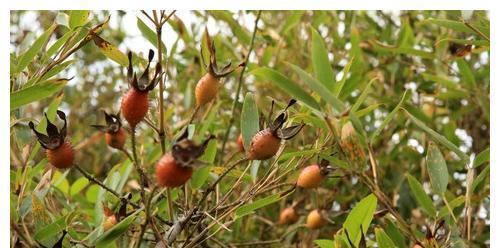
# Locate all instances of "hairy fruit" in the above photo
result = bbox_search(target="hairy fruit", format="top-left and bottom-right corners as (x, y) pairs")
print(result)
(46, 141), (75, 169)
(297, 164), (326, 188)
(156, 153), (194, 187)
(278, 207), (299, 225)
(340, 122), (366, 164)
(306, 209), (326, 229)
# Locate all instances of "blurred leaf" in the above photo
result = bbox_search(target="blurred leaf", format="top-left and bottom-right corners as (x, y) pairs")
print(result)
(334, 57), (354, 97)
(69, 10), (90, 29)
(425, 18), (478, 35)
(281, 11), (304, 34)
(288, 63), (345, 112)
(342, 194), (377, 247)
(407, 174), (437, 216)
(17, 24), (56, 73)
(438, 196), (465, 218)
(385, 220), (406, 247)
(473, 147), (489, 168)
(51, 170), (70, 196)
(235, 191), (292, 219)
(375, 227), (397, 248)
(34, 214), (66, 242)
(241, 93), (260, 151)
(426, 142), (449, 195)
(314, 239), (335, 248)
(251, 67), (320, 111)
(472, 164), (489, 192)
(456, 58), (477, 89)
(137, 18), (167, 54)
(351, 78), (375, 113)
(95, 208), (141, 247)
(208, 10), (251, 45)
(10, 78), (68, 111)
(311, 27), (335, 91)
(190, 165), (211, 190)
(92, 35), (128, 67)
(86, 185), (100, 204)
(70, 177), (89, 196)
(370, 90), (409, 143)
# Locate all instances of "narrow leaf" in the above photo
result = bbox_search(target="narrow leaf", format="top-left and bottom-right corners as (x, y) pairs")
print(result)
(241, 93), (260, 151)
(311, 27), (335, 90)
(10, 78), (68, 111)
(342, 194), (377, 247)
(69, 10), (90, 29)
(407, 175), (437, 216)
(426, 142), (449, 195)
(17, 24), (56, 72)
(370, 90), (409, 143)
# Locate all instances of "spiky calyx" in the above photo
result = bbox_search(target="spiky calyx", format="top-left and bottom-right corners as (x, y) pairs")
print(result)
(340, 122), (366, 165)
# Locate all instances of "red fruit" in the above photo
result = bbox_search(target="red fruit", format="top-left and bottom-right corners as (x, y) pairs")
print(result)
(297, 164), (326, 188)
(195, 73), (220, 107)
(156, 153), (193, 188)
(247, 129), (281, 160)
(306, 209), (326, 229)
(279, 207), (299, 225)
(237, 134), (245, 152)
(105, 128), (127, 150)
(121, 88), (149, 128)
(46, 141), (75, 169)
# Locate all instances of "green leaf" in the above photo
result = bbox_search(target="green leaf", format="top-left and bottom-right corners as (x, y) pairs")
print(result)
(251, 67), (320, 111)
(375, 227), (397, 248)
(281, 11), (304, 34)
(34, 214), (67, 241)
(137, 18), (167, 54)
(425, 18), (476, 35)
(287, 64), (345, 112)
(342, 194), (377, 247)
(241, 93), (260, 151)
(351, 78), (375, 113)
(314, 239), (335, 248)
(438, 196), (465, 218)
(95, 209), (141, 247)
(70, 177), (89, 196)
(385, 220), (406, 247)
(426, 142), (449, 195)
(407, 174), (437, 216)
(370, 90), (409, 143)
(456, 58), (477, 89)
(472, 164), (489, 192)
(51, 170), (70, 196)
(17, 24), (56, 73)
(208, 10), (251, 45)
(86, 185), (100, 203)
(404, 109), (469, 162)
(334, 57), (354, 97)
(44, 29), (76, 63)
(190, 166), (211, 190)
(235, 194), (285, 219)
(10, 78), (68, 111)
(69, 10), (90, 29)
(40, 59), (76, 81)
(93, 35), (128, 67)
(311, 27), (335, 90)
(473, 147), (489, 168)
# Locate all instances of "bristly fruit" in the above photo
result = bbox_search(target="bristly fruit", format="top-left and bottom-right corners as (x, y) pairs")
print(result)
(121, 49), (162, 128)
(305, 209), (327, 229)
(29, 110), (75, 169)
(297, 164), (328, 188)
(278, 207), (299, 225)
(92, 110), (127, 150)
(247, 99), (304, 160)
(340, 121), (366, 165)
(156, 129), (214, 188)
(195, 28), (242, 107)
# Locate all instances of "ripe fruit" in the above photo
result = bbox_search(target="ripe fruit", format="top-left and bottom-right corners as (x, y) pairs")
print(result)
(121, 50), (161, 128)
(247, 99), (304, 160)
(29, 110), (75, 169)
(156, 131), (213, 188)
(236, 134), (245, 152)
(195, 28), (240, 107)
(306, 209), (326, 229)
(449, 42), (472, 57)
(156, 153), (194, 187)
(92, 111), (127, 150)
(340, 122), (366, 164)
(279, 207), (299, 225)
(297, 164), (327, 188)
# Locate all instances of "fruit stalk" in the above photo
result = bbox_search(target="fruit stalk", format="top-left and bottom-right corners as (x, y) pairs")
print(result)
(219, 10), (262, 163)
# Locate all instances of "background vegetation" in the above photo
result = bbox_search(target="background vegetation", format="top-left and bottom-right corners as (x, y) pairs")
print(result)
(10, 10), (489, 247)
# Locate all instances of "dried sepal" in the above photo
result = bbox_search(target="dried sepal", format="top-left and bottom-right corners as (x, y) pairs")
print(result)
(172, 134), (214, 168)
(126, 49), (161, 92)
(277, 123), (305, 140)
(92, 110), (121, 133)
(29, 110), (68, 150)
(200, 28), (242, 78)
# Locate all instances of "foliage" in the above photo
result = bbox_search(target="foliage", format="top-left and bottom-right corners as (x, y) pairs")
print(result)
(10, 10), (489, 247)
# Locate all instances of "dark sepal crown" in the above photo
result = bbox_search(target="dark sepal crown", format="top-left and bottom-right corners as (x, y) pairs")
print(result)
(91, 110), (122, 133)
(265, 99), (305, 140)
(172, 127), (215, 168)
(201, 28), (244, 78)
(29, 110), (68, 150)
(127, 49), (162, 92)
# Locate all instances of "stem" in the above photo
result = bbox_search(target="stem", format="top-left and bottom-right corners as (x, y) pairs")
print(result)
(219, 10), (262, 163)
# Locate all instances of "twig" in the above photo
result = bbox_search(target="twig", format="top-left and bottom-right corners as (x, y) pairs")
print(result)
(464, 21), (490, 42)
(219, 10), (262, 163)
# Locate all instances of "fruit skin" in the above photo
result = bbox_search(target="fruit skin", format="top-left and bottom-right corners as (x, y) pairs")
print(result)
(121, 88), (149, 128)
(297, 164), (326, 188)
(46, 141), (75, 169)
(247, 129), (281, 160)
(306, 209), (326, 229)
(105, 128), (127, 150)
(156, 153), (194, 187)
(340, 122), (366, 164)
(237, 134), (245, 152)
(103, 215), (117, 231)
(279, 207), (299, 225)
(195, 73), (220, 107)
